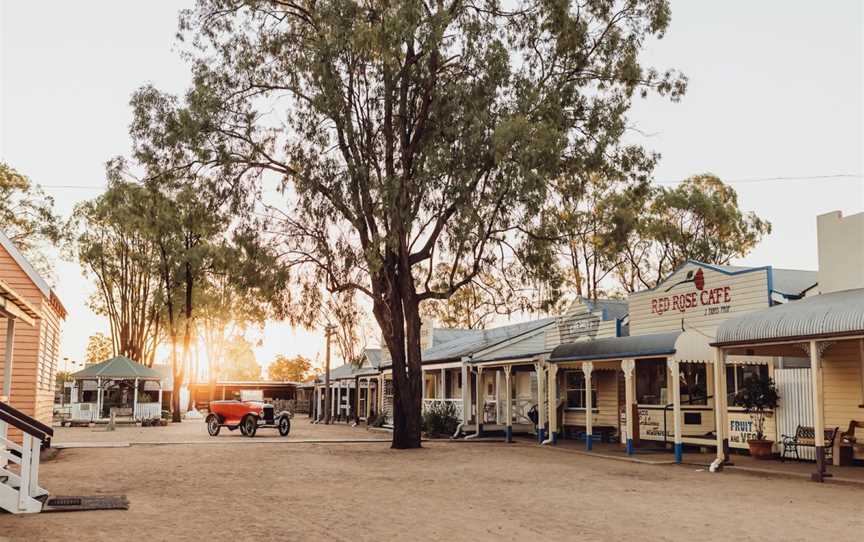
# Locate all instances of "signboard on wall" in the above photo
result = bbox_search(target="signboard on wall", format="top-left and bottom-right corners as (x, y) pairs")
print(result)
(628, 264), (771, 337)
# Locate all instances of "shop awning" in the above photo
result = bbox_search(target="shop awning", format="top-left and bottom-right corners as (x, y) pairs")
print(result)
(550, 330), (717, 363)
(714, 288), (864, 347)
(550, 331), (681, 362)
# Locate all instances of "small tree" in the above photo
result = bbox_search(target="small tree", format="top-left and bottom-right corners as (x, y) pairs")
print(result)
(267, 355), (313, 382)
(84, 332), (114, 365)
(734, 375), (780, 441)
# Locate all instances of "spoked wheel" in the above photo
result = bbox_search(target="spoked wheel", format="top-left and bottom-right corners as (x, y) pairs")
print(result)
(241, 415), (258, 438)
(278, 416), (291, 437)
(206, 414), (221, 437)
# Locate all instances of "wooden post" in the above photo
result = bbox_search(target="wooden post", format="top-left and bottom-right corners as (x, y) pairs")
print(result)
(810, 340), (826, 482)
(96, 377), (102, 422)
(582, 362), (593, 450)
(460, 362), (470, 425)
(158, 382), (163, 412)
(713, 348), (729, 464)
(2, 317), (15, 401)
(547, 363), (559, 444)
(475, 366), (484, 434)
(504, 365), (513, 443)
(535, 362), (546, 443)
(667, 359), (683, 463)
(133, 378), (139, 421)
(324, 325), (333, 424)
(495, 369), (501, 424)
(1, 317), (14, 455)
(621, 359), (636, 455)
(440, 368), (446, 400)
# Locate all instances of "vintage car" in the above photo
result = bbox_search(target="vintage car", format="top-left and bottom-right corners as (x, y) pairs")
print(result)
(206, 400), (292, 437)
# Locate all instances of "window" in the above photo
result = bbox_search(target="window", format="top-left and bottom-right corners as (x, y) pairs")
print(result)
(636, 359), (667, 405)
(679, 364), (708, 405)
(38, 323), (59, 391)
(565, 371), (597, 410)
(727, 364), (769, 406)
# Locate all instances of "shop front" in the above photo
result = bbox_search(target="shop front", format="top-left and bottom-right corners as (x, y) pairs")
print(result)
(713, 288), (864, 481)
(548, 261), (817, 462)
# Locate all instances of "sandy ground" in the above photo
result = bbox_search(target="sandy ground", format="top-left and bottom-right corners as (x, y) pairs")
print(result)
(2, 423), (863, 541)
(51, 416), (384, 444)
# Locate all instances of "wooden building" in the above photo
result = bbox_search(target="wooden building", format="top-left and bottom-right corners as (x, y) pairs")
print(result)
(548, 261), (817, 461)
(0, 232), (66, 439)
(712, 210), (864, 480)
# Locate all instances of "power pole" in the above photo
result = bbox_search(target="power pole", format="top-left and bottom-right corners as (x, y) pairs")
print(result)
(324, 324), (335, 424)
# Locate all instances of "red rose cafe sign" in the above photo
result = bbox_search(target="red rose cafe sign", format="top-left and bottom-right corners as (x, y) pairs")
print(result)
(650, 268), (732, 316)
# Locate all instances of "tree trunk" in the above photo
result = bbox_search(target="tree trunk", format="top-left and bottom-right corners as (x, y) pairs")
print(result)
(374, 266), (423, 450)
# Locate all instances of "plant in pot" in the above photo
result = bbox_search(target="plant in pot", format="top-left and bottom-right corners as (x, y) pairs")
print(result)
(734, 374), (780, 459)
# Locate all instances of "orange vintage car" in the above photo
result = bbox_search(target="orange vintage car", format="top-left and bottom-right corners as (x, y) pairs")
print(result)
(205, 400), (292, 437)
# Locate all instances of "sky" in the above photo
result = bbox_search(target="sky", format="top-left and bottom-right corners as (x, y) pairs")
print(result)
(1, 1), (862, 374)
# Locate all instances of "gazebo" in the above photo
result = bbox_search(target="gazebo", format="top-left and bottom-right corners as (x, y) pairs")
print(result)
(70, 356), (163, 423)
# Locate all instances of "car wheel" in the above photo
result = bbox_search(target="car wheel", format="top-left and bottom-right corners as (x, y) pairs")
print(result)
(278, 416), (291, 436)
(241, 415), (257, 437)
(239, 422), (248, 436)
(206, 414), (221, 436)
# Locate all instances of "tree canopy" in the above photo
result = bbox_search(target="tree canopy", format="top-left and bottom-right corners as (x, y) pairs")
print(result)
(267, 354), (313, 382)
(0, 162), (62, 278)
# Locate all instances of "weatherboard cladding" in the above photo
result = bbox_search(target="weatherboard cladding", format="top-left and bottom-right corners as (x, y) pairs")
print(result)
(628, 262), (778, 338)
(714, 288), (864, 345)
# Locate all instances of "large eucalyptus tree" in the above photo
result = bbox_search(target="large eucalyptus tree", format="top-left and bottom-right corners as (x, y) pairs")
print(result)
(166, 0), (685, 447)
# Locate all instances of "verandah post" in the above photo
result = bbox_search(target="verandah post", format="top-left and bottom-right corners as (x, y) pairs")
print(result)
(809, 340), (826, 482)
(503, 365), (513, 443)
(621, 359), (636, 455)
(535, 361), (546, 443)
(582, 362), (593, 451)
(712, 348), (729, 464)
(547, 363), (559, 444)
(667, 359), (683, 463)
(475, 366), (484, 435)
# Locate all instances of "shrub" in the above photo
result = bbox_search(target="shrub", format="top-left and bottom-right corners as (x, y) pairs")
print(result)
(734, 375), (780, 441)
(422, 401), (460, 438)
(369, 412), (387, 428)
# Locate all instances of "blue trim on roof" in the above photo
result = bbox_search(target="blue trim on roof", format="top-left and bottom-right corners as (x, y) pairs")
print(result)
(766, 265), (774, 307)
(637, 260), (773, 295)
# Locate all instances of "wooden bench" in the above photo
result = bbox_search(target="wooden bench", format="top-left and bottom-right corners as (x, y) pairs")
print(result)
(780, 425), (839, 462)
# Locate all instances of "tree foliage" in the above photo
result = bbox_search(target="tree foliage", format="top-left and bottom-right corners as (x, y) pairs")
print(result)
(614, 174), (772, 292)
(69, 170), (164, 365)
(0, 162), (63, 279)
(219, 335), (262, 381)
(84, 332), (115, 365)
(267, 354), (313, 382)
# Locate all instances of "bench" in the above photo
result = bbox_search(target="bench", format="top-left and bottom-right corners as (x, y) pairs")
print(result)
(780, 425), (839, 462)
(840, 420), (864, 454)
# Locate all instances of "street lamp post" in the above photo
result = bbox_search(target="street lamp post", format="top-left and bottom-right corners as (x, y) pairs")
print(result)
(324, 324), (336, 424)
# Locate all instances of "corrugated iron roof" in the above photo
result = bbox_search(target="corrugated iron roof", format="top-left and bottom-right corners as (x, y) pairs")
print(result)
(714, 288), (864, 346)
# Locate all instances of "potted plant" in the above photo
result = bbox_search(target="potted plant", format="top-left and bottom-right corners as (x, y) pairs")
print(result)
(734, 375), (780, 459)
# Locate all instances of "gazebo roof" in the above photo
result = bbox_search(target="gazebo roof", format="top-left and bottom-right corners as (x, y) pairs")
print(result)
(72, 356), (163, 381)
